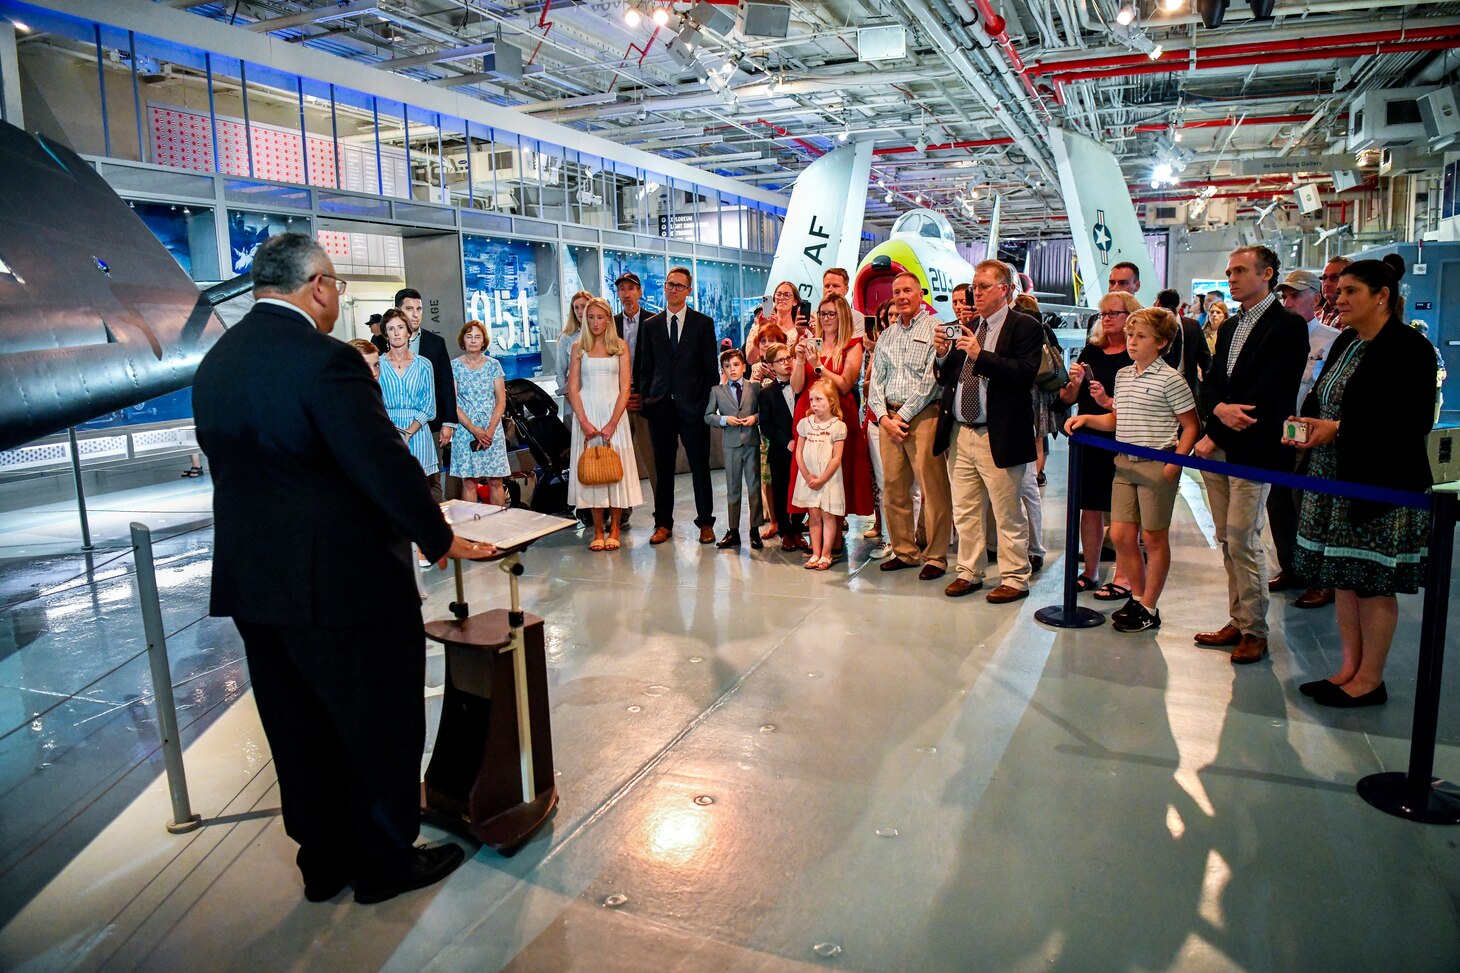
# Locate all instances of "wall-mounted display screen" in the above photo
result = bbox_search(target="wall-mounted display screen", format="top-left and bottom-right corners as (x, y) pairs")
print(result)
(462, 234), (551, 379)
(693, 258), (741, 346)
(227, 209), (311, 276)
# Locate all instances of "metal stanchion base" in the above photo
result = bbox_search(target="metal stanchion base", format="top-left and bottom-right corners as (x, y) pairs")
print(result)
(1034, 605), (1106, 629)
(1356, 772), (1460, 825)
(166, 814), (203, 834)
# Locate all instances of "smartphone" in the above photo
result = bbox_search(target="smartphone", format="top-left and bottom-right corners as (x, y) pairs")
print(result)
(797, 299), (813, 322)
(942, 323), (961, 340)
(1284, 419), (1311, 444)
(761, 295), (775, 318)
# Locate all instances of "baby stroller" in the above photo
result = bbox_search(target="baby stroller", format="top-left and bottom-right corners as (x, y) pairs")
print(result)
(499, 379), (573, 515)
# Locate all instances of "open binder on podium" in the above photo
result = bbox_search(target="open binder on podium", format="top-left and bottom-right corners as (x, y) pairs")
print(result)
(424, 501), (575, 853)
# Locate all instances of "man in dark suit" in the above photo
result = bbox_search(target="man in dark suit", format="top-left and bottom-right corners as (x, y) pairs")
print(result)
(636, 265), (720, 545)
(613, 272), (656, 514)
(396, 287), (457, 502)
(194, 234), (496, 904)
(1193, 245), (1310, 664)
(931, 260), (1044, 603)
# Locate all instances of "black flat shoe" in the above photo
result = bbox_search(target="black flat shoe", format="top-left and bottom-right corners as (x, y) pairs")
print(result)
(1312, 681), (1388, 709)
(1299, 678), (1341, 698)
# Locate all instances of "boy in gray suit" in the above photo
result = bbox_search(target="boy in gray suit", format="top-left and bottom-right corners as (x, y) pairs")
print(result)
(704, 348), (764, 550)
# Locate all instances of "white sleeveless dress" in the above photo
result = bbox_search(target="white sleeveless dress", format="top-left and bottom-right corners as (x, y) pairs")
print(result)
(568, 354), (643, 509)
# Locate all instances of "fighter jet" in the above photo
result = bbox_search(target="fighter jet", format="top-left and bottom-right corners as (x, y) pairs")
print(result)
(852, 208), (974, 322)
(0, 121), (248, 451)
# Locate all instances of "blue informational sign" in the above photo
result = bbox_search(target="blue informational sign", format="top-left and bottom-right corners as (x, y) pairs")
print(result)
(603, 250), (666, 316)
(462, 234), (546, 380)
(693, 258), (741, 346)
(76, 388), (195, 432)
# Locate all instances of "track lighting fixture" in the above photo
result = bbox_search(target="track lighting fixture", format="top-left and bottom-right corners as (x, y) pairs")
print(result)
(652, 6), (670, 27)
(1116, 4), (1136, 26)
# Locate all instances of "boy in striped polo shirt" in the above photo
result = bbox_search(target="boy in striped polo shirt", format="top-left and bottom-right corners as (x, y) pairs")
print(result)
(1066, 308), (1200, 632)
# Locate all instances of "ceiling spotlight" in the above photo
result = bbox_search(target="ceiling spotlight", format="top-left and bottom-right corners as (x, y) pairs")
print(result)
(1196, 0), (1228, 28)
(12, 20), (29, 32)
(1249, 0), (1275, 18)
(885, 191), (894, 203)
(914, 135), (928, 153)
(915, 194), (924, 204)
(1148, 44), (1163, 60)
(624, 5), (641, 26)
(838, 126), (849, 142)
(1116, 4), (1136, 25)
(1162, 0), (1183, 8)
(652, 6), (670, 26)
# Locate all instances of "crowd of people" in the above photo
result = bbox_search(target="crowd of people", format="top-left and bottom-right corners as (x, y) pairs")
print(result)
(347, 247), (1435, 711)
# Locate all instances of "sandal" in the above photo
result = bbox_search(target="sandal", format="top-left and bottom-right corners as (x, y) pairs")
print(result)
(1093, 582), (1132, 601)
(1075, 574), (1098, 592)
(803, 556), (821, 570)
(605, 537), (621, 551)
(589, 538), (607, 552)
(814, 556), (832, 571)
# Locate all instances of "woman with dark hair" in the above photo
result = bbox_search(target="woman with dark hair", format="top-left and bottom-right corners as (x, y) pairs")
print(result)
(379, 308), (437, 479)
(746, 280), (807, 364)
(1287, 254), (1436, 707)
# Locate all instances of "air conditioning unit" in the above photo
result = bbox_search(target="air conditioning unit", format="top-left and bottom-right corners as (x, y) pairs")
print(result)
(1143, 201), (1187, 226)
(1348, 87), (1436, 150)
(1194, 199), (1237, 225)
(1419, 86), (1460, 139)
(1379, 145), (1441, 176)
(463, 148), (526, 183)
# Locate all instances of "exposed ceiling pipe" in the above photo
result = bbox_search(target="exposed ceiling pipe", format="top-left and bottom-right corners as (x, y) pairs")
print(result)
(1047, 35), (1460, 85)
(243, 0), (378, 32)
(1033, 21), (1460, 76)
(875, 137), (1015, 155)
(1129, 113), (1319, 132)
(966, 0), (1053, 115)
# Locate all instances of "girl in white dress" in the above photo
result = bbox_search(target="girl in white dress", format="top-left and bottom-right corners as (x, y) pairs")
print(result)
(791, 378), (847, 570)
(567, 297), (643, 551)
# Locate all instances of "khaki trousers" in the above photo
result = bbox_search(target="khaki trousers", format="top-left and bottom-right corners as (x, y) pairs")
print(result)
(948, 425), (1031, 589)
(628, 409), (656, 508)
(879, 404), (951, 566)
(1200, 447), (1272, 638)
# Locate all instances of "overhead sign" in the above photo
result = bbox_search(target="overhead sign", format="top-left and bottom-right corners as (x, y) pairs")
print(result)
(1236, 155), (1355, 176)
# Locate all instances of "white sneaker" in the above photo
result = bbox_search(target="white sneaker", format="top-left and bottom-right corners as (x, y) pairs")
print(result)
(871, 543), (893, 559)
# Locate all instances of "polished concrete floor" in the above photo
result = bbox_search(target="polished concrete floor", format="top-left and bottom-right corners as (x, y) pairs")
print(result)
(0, 450), (1457, 972)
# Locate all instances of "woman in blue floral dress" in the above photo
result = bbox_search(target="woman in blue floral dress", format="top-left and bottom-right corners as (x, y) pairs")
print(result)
(449, 320), (510, 505)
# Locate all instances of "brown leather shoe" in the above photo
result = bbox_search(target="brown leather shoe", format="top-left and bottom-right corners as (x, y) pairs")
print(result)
(880, 557), (916, 572)
(918, 563), (946, 581)
(1230, 635), (1269, 665)
(1193, 624), (1242, 647)
(1268, 572), (1307, 592)
(944, 578), (982, 597)
(699, 526), (716, 544)
(649, 526), (672, 545)
(986, 584), (1029, 604)
(1294, 587), (1335, 609)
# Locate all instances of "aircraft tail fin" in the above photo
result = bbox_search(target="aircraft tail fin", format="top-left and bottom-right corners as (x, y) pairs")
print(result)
(765, 142), (873, 303)
(1049, 127), (1157, 308)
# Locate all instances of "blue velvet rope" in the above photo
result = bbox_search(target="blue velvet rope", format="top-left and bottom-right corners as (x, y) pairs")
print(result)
(1068, 432), (1431, 510)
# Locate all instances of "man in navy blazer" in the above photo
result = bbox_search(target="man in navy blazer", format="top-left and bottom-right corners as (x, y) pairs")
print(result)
(1193, 245), (1310, 664)
(636, 265), (720, 545)
(195, 234), (495, 905)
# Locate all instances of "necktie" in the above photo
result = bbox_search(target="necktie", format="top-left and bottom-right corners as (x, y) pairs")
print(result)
(731, 380), (742, 407)
(959, 317), (989, 423)
(670, 314), (680, 353)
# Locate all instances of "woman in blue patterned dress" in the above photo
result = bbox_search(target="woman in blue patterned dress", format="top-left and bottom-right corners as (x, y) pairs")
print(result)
(450, 319), (509, 505)
(1286, 255), (1436, 708)
(378, 308), (437, 480)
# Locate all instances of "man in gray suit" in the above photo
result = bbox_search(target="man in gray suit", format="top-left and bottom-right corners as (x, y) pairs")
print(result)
(704, 347), (764, 550)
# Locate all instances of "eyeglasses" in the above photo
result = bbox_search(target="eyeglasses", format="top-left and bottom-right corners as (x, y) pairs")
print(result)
(768, 357), (792, 364)
(1098, 310), (1128, 318)
(1319, 274), (1343, 282)
(313, 273), (348, 294)
(970, 282), (1003, 292)
(665, 281), (690, 291)
(816, 310), (839, 318)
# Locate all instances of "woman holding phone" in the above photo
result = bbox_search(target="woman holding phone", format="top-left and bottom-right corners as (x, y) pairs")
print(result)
(747, 280), (808, 365)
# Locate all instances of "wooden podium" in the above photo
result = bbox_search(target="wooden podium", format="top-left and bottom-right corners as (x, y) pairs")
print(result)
(422, 550), (558, 854)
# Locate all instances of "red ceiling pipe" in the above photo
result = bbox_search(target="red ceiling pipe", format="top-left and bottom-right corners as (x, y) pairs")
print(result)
(1130, 113), (1315, 132)
(968, 0), (1052, 116)
(1049, 37), (1460, 85)
(875, 136), (1015, 155)
(1033, 23), (1460, 77)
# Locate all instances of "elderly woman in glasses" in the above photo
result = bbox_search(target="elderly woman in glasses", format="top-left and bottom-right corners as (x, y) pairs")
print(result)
(1058, 290), (1141, 599)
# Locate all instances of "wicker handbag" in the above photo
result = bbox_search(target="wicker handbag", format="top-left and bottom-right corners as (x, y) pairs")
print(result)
(577, 435), (624, 486)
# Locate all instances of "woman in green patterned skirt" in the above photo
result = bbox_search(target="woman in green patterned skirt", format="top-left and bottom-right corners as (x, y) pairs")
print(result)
(1285, 254), (1436, 708)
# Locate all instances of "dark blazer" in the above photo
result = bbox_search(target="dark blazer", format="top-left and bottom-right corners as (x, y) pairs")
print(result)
(932, 307), (1044, 468)
(758, 378), (797, 449)
(194, 301), (454, 628)
(1165, 317), (1211, 393)
(614, 310), (646, 389)
(414, 328), (455, 433)
(638, 306), (719, 419)
(1201, 298), (1309, 471)
(1300, 321), (1437, 522)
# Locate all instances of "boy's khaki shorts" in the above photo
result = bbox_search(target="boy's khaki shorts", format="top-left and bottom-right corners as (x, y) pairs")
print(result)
(1111, 454), (1180, 532)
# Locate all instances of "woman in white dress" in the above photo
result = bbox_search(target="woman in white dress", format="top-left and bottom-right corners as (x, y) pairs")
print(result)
(566, 296), (643, 551)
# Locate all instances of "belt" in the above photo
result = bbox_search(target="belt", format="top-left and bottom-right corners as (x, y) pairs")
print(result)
(959, 419), (986, 429)
(886, 400), (905, 413)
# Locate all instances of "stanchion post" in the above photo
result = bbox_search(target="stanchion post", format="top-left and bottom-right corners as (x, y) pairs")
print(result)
(130, 523), (202, 834)
(1356, 487), (1460, 824)
(1035, 434), (1105, 629)
(500, 552), (536, 805)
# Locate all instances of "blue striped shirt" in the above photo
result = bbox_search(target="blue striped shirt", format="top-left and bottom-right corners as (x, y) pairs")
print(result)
(380, 353), (438, 475)
(868, 309), (940, 422)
